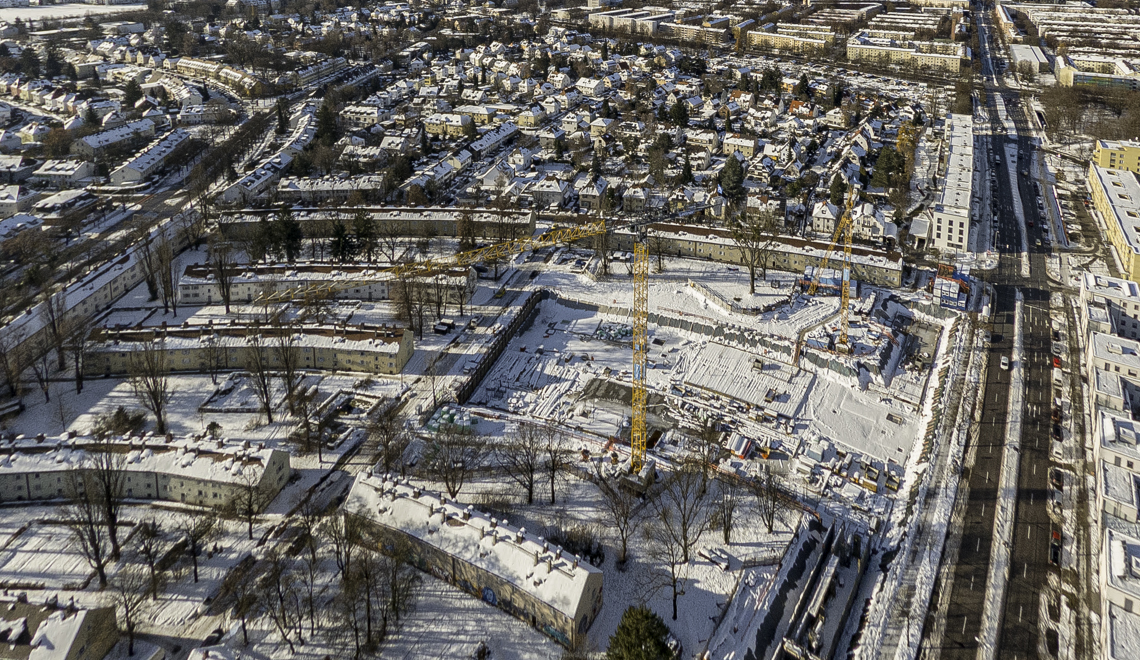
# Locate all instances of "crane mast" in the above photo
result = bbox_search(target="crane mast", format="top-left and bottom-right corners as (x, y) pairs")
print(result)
(631, 239), (650, 474)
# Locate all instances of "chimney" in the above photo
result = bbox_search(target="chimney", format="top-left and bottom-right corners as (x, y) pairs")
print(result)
(572, 555), (580, 569)
(412, 488), (421, 498)
(490, 518), (497, 528)
(533, 551), (540, 566)
(462, 505), (472, 521)
(517, 527), (525, 543)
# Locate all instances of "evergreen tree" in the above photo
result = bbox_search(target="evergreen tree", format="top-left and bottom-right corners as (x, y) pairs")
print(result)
(276, 98), (288, 135)
(719, 154), (745, 203)
(44, 45), (61, 78)
(275, 208), (303, 262)
(18, 47), (39, 78)
(592, 151), (602, 177)
(829, 175), (848, 207)
(463, 120), (477, 140)
(680, 154), (693, 184)
(329, 220), (355, 263)
(669, 101), (689, 126)
(123, 79), (143, 108)
(607, 606), (672, 660)
(795, 73), (811, 99)
(420, 129), (431, 154)
(315, 102), (337, 146)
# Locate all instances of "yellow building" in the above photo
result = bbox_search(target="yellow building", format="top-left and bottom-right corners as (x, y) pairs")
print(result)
(1094, 140), (1140, 175)
(1089, 163), (1140, 282)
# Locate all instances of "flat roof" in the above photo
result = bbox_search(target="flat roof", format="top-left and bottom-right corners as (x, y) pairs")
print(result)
(1092, 166), (1140, 254)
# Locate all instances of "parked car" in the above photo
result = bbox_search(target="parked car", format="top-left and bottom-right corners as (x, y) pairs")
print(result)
(1001, 356), (1010, 370)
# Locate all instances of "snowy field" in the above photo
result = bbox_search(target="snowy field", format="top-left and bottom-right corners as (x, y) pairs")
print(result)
(0, 3), (145, 22)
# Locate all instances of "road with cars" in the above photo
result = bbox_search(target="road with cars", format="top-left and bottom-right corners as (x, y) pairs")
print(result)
(926, 3), (1065, 660)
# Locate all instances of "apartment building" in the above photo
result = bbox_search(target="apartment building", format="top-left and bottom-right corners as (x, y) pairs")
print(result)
(1056, 56), (1140, 91)
(846, 32), (966, 74)
(177, 262), (476, 307)
(71, 119), (156, 159)
(588, 8), (675, 35)
(218, 207), (535, 242)
(605, 223), (904, 287)
(0, 435), (290, 508)
(424, 112), (474, 137)
(1094, 140), (1140, 175)
(925, 114), (973, 253)
(109, 128), (191, 185)
(0, 602), (118, 660)
(663, 21), (729, 45)
(86, 322), (414, 377)
(344, 474), (604, 648)
(748, 24), (835, 54)
(1089, 164), (1140, 282)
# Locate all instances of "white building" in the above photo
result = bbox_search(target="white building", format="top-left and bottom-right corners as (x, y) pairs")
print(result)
(927, 114), (973, 253)
(110, 129), (190, 185)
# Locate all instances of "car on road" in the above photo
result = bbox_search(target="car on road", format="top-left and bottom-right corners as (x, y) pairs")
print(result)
(1036, 239), (1042, 247)
(1021, 169), (1029, 176)
(1001, 356), (1010, 370)
(1053, 356), (1062, 369)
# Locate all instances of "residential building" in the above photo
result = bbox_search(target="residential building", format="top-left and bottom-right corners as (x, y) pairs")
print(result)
(344, 475), (604, 648)
(1094, 140), (1140, 175)
(31, 160), (95, 187)
(177, 262), (476, 307)
(86, 322), (414, 377)
(71, 119), (156, 159)
(109, 129), (190, 185)
(927, 114), (973, 253)
(0, 601), (117, 660)
(0, 435), (290, 508)
(1089, 165), (1140, 282)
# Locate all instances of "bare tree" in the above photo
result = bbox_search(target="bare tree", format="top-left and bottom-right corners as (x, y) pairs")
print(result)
(232, 567), (258, 646)
(179, 512), (218, 583)
(67, 323), (90, 395)
(420, 428), (488, 499)
(368, 406), (409, 475)
(0, 325), (25, 398)
(497, 422), (547, 505)
(203, 331), (227, 385)
(716, 477), (742, 544)
(543, 430), (572, 505)
(155, 232), (177, 316)
(592, 228), (611, 276)
(106, 564), (150, 655)
(260, 549), (305, 654)
(322, 513), (362, 585)
(273, 328), (302, 415)
(127, 338), (171, 434)
(377, 539), (420, 643)
(750, 465), (783, 534)
(63, 473), (110, 589)
(644, 516), (689, 621)
(208, 237), (237, 313)
(647, 233), (669, 273)
(294, 499), (324, 636)
(245, 333), (275, 424)
(593, 461), (647, 564)
(650, 465), (712, 563)
(227, 468), (273, 540)
(330, 564), (367, 659)
(29, 338), (53, 403)
(131, 519), (167, 600)
(41, 286), (69, 371)
(88, 451), (126, 561)
(730, 210), (780, 293)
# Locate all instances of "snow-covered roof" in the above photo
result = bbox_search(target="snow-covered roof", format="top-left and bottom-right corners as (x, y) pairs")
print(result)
(0, 433), (284, 488)
(344, 474), (601, 619)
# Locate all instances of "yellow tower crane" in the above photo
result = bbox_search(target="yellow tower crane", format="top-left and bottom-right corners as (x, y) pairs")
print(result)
(806, 188), (858, 349)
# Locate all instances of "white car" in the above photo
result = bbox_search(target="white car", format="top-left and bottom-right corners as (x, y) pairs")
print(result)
(1001, 356), (1010, 370)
